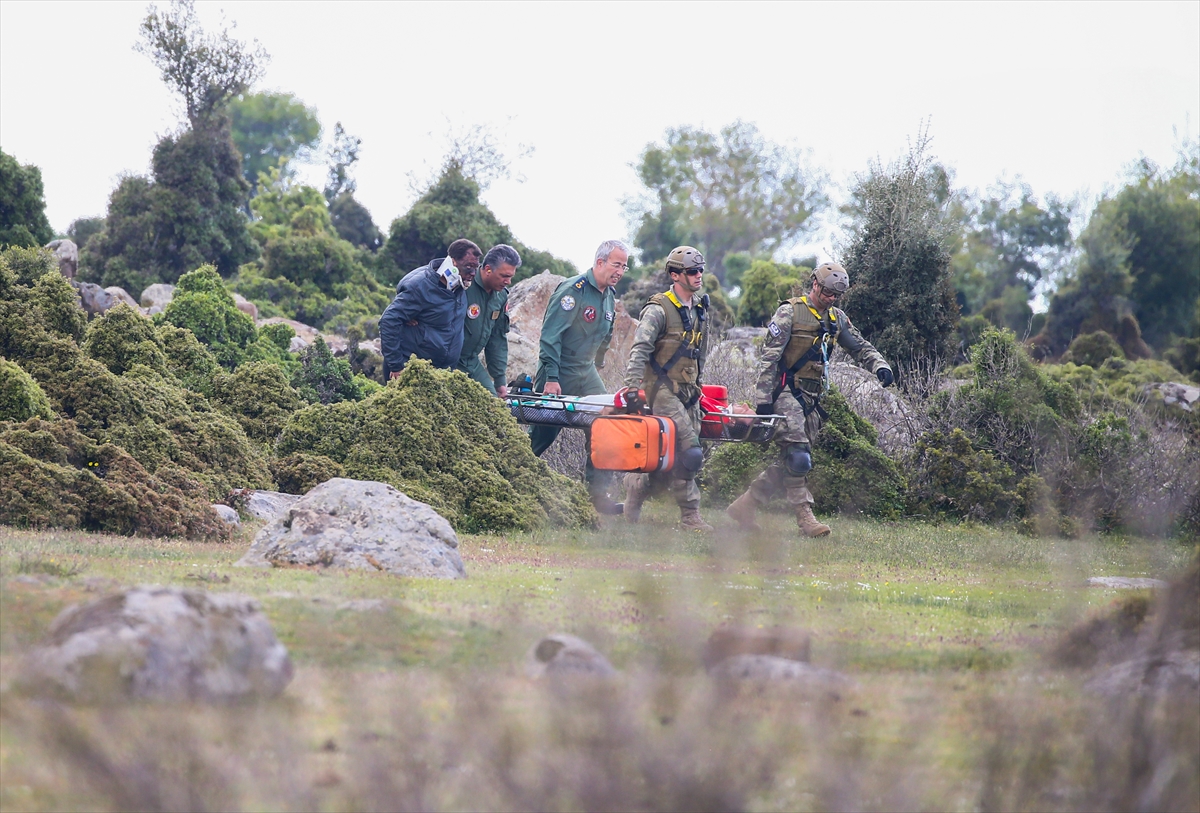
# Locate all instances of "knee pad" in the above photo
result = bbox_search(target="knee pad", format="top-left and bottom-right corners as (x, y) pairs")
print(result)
(678, 446), (704, 478)
(785, 445), (812, 477)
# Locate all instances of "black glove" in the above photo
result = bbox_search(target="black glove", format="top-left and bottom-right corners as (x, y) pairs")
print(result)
(876, 367), (894, 388)
(755, 403), (774, 416)
(622, 388), (644, 414)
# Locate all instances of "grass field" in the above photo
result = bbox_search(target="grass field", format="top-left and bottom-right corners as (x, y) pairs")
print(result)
(1, 505), (1195, 812)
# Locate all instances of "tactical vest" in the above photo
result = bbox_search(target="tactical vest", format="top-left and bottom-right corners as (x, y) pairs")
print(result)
(646, 290), (706, 394)
(780, 296), (840, 382)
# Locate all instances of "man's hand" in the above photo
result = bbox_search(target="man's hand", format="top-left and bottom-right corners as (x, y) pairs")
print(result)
(755, 403), (774, 416)
(543, 381), (562, 396)
(620, 387), (643, 414)
(496, 385), (508, 398)
(390, 371), (403, 380)
(876, 367), (894, 388)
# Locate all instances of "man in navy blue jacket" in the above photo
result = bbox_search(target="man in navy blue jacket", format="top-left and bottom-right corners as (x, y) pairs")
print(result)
(379, 239), (482, 379)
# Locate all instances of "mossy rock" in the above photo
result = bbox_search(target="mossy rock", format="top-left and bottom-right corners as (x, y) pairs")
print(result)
(0, 358), (53, 422)
(1, 418), (227, 539)
(277, 359), (597, 532)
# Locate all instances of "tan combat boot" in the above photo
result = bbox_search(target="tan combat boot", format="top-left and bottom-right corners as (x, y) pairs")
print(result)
(623, 473), (647, 524)
(795, 503), (831, 537)
(725, 491), (761, 532)
(680, 506), (714, 532)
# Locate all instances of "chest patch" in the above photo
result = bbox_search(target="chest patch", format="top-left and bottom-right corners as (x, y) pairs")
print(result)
(490, 310), (500, 320)
(768, 322), (781, 337)
(605, 310), (614, 322)
(467, 304), (482, 319)
(583, 306), (597, 323)
(560, 295), (576, 311)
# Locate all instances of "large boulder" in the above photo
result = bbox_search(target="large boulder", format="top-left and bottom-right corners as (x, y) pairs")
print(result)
(45, 239), (78, 279)
(233, 489), (302, 522)
(72, 281), (116, 317)
(104, 286), (138, 309)
(256, 317), (348, 354)
(525, 633), (616, 678)
(139, 283), (175, 315)
(827, 361), (920, 456)
(235, 478), (466, 579)
(15, 587), (293, 703)
(504, 270), (638, 389)
(233, 293), (258, 320)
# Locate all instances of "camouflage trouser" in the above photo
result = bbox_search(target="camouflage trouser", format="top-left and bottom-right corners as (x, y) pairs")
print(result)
(748, 389), (823, 507)
(626, 385), (702, 508)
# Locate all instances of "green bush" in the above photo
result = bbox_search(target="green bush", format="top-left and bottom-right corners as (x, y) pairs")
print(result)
(159, 265), (257, 369)
(909, 428), (1044, 523)
(277, 359), (596, 532)
(736, 260), (805, 327)
(82, 304), (169, 376)
(155, 324), (223, 395)
(211, 361), (304, 444)
(1062, 330), (1124, 368)
(1, 417), (227, 539)
(270, 452), (344, 495)
(293, 335), (363, 404)
(0, 358), (53, 422)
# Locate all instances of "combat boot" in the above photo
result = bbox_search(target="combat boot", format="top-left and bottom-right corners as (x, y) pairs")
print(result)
(795, 503), (831, 537)
(623, 473), (647, 524)
(725, 491), (761, 532)
(680, 506), (714, 532)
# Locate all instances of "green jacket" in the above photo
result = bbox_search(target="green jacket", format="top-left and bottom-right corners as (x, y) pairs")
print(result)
(536, 269), (616, 385)
(457, 282), (509, 393)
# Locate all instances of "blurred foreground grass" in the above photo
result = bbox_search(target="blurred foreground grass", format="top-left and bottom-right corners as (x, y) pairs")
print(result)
(0, 507), (1195, 812)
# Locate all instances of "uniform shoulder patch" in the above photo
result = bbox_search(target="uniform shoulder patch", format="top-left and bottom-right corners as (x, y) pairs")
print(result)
(467, 303), (482, 319)
(574, 278), (585, 290)
(768, 322), (782, 338)
(560, 295), (576, 311)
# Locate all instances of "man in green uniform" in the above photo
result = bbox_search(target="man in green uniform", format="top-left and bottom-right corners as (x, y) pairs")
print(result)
(726, 262), (893, 537)
(530, 239), (628, 514)
(457, 244), (519, 396)
(619, 246), (713, 531)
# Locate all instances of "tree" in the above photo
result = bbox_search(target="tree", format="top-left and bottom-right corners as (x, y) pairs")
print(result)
(324, 122), (361, 201)
(136, 0), (267, 131)
(381, 165), (574, 285)
(319, 122), (383, 252)
(627, 121), (827, 281)
(839, 133), (960, 377)
(0, 150), (54, 248)
(736, 260), (807, 327)
(228, 91), (320, 189)
(66, 217), (105, 251)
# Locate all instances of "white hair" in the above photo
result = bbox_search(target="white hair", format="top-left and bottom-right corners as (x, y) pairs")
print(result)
(594, 239), (630, 264)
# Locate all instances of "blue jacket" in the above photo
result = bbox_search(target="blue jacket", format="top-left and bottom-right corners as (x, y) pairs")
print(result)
(379, 258), (467, 376)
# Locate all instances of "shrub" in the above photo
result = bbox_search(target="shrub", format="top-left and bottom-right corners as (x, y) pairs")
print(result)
(293, 335), (363, 404)
(155, 324), (222, 395)
(270, 452), (344, 495)
(0, 358), (53, 422)
(909, 428), (1044, 523)
(1062, 330), (1124, 368)
(82, 304), (169, 376)
(211, 361), (304, 444)
(159, 265), (257, 369)
(277, 359), (596, 532)
(0, 417), (227, 539)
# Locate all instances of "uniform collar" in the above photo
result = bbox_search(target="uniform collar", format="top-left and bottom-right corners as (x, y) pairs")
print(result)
(584, 268), (607, 293)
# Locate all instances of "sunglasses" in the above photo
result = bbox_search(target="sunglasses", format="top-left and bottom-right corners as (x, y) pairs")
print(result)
(679, 268), (704, 277)
(819, 284), (842, 299)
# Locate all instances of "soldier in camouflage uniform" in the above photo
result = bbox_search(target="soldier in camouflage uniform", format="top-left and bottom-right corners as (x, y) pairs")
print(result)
(529, 239), (628, 514)
(726, 262), (893, 537)
(619, 246), (713, 532)
(457, 244), (519, 396)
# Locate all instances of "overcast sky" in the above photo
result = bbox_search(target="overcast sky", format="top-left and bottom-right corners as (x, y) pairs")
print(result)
(2, 0), (1197, 268)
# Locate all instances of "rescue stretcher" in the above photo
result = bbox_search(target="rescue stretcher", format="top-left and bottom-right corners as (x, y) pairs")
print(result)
(503, 386), (785, 445)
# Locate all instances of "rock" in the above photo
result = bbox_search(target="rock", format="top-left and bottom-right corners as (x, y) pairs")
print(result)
(1087, 577), (1169, 590)
(234, 489), (301, 522)
(233, 293), (258, 320)
(1142, 381), (1200, 414)
(525, 633), (616, 678)
(708, 654), (853, 690)
(139, 283), (175, 315)
(234, 478), (466, 579)
(701, 625), (811, 670)
(104, 286), (138, 309)
(827, 362), (921, 456)
(45, 239), (78, 279)
(504, 271), (638, 389)
(1085, 648), (1200, 697)
(359, 337), (381, 356)
(256, 317), (348, 354)
(71, 281), (117, 316)
(15, 586), (293, 703)
(212, 504), (240, 527)
(289, 336), (309, 353)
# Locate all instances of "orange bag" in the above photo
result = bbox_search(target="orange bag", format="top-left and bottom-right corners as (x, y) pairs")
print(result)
(589, 415), (676, 473)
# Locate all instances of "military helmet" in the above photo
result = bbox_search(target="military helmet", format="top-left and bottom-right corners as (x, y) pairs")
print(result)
(665, 246), (705, 273)
(813, 262), (850, 294)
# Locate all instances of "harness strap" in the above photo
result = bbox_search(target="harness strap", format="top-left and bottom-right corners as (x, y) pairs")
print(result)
(648, 291), (706, 405)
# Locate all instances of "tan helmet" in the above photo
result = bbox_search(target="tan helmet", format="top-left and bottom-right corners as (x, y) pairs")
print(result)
(813, 262), (850, 294)
(665, 246), (705, 273)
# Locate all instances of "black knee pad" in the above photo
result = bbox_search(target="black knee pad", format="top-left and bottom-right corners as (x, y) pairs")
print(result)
(785, 445), (812, 477)
(679, 446), (704, 478)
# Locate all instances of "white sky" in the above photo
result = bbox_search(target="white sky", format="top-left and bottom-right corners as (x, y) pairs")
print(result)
(2, 0), (1197, 269)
